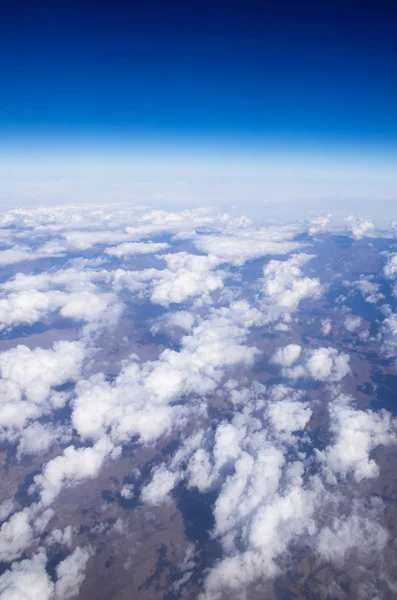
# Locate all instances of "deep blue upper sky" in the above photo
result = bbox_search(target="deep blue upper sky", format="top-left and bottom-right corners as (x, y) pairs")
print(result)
(1, 0), (397, 148)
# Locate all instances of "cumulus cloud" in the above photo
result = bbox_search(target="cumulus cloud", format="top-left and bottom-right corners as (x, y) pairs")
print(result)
(150, 253), (226, 305)
(323, 394), (397, 482)
(55, 546), (94, 600)
(0, 269), (123, 332)
(279, 346), (351, 382)
(321, 318), (332, 335)
(104, 241), (169, 257)
(0, 508), (35, 563)
(140, 465), (180, 506)
(345, 216), (375, 239)
(33, 437), (116, 506)
(306, 214), (331, 235)
(194, 225), (304, 266)
(140, 383), (320, 596)
(0, 341), (85, 443)
(354, 278), (384, 304)
(72, 300), (261, 446)
(271, 344), (302, 367)
(344, 315), (362, 332)
(259, 253), (322, 327)
(113, 252), (227, 306)
(0, 550), (54, 600)
(0, 545), (92, 600)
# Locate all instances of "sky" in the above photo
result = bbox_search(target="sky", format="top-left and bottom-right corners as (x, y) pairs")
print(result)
(1, 0), (397, 212)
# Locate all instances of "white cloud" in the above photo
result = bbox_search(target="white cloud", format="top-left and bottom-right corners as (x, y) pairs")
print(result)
(321, 318), (331, 335)
(271, 344), (301, 367)
(344, 315), (362, 332)
(259, 254), (322, 327)
(46, 526), (75, 549)
(194, 225), (304, 266)
(0, 550), (54, 600)
(55, 546), (94, 600)
(150, 253), (226, 306)
(141, 465), (180, 506)
(0, 508), (34, 563)
(280, 346), (351, 382)
(104, 241), (169, 257)
(0, 341), (85, 442)
(354, 278), (384, 304)
(323, 394), (397, 482)
(345, 216), (375, 239)
(33, 437), (116, 506)
(307, 214), (331, 235)
(316, 510), (388, 564)
(72, 300), (260, 446)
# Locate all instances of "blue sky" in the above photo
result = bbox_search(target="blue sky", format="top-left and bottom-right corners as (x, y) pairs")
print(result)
(1, 0), (396, 210)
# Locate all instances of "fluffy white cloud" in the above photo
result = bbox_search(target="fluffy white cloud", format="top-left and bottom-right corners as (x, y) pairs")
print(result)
(72, 300), (261, 446)
(55, 546), (94, 600)
(306, 214), (331, 235)
(151, 253), (226, 306)
(323, 394), (397, 482)
(344, 315), (362, 332)
(259, 254), (322, 327)
(0, 341), (85, 442)
(384, 253), (397, 279)
(280, 346), (351, 382)
(104, 241), (169, 257)
(194, 225), (304, 266)
(345, 216), (375, 239)
(321, 318), (331, 335)
(46, 526), (75, 549)
(141, 465), (180, 506)
(316, 509), (388, 564)
(141, 383), (322, 596)
(0, 508), (35, 563)
(0, 287), (122, 333)
(0, 550), (54, 600)
(33, 437), (116, 506)
(354, 278), (384, 304)
(16, 422), (71, 460)
(271, 344), (301, 367)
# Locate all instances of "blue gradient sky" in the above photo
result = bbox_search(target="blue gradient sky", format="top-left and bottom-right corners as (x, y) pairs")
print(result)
(1, 0), (397, 211)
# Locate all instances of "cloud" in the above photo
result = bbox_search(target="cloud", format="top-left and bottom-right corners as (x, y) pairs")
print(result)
(140, 465), (180, 506)
(0, 341), (85, 443)
(306, 214), (331, 235)
(33, 437), (116, 506)
(321, 318), (331, 335)
(345, 216), (375, 239)
(323, 394), (397, 482)
(150, 253), (226, 306)
(316, 506), (389, 565)
(344, 315), (362, 332)
(104, 241), (169, 257)
(259, 254), (322, 327)
(72, 300), (261, 446)
(278, 346), (351, 382)
(46, 526), (75, 549)
(0, 269), (123, 333)
(55, 545), (94, 600)
(354, 278), (384, 304)
(194, 225), (304, 266)
(0, 550), (54, 600)
(271, 344), (302, 367)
